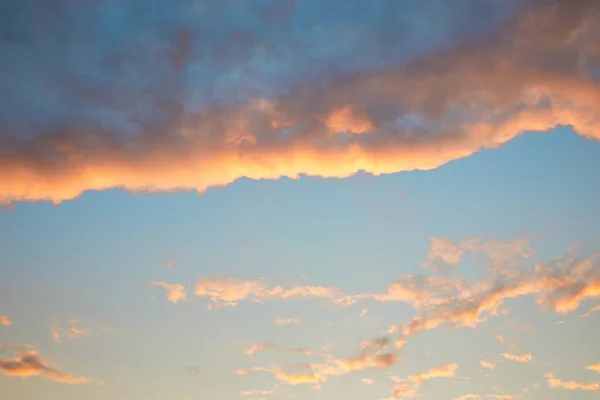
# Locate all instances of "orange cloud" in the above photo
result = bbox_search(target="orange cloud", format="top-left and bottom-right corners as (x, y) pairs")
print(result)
(322, 105), (374, 136)
(425, 237), (465, 267)
(0, 316), (13, 326)
(243, 344), (274, 358)
(480, 360), (496, 370)
(580, 304), (600, 317)
(455, 395), (481, 400)
(409, 363), (459, 383)
(0, 350), (92, 384)
(239, 339), (397, 388)
(194, 276), (348, 308)
(393, 252), (600, 336)
(361, 378), (374, 385)
(499, 353), (533, 363)
(50, 318), (91, 344)
(544, 373), (599, 391)
(587, 363), (600, 374)
(151, 281), (187, 304)
(3, 1), (600, 205)
(240, 389), (274, 400)
(392, 383), (420, 398)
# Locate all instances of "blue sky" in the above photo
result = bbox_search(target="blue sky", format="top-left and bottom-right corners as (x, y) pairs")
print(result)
(1, 1), (600, 400)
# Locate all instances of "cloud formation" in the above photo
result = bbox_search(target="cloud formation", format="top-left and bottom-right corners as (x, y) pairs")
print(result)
(588, 363), (600, 374)
(151, 281), (187, 304)
(409, 362), (459, 383)
(194, 276), (348, 308)
(2, 0), (600, 204)
(0, 350), (92, 384)
(544, 373), (600, 391)
(499, 353), (533, 364)
(0, 316), (12, 326)
(50, 318), (91, 344)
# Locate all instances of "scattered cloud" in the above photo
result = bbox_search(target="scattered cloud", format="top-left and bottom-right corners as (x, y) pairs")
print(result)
(544, 373), (599, 391)
(455, 395), (481, 400)
(580, 304), (600, 318)
(499, 353), (533, 364)
(240, 389), (274, 400)
(0, 316), (12, 326)
(409, 363), (459, 383)
(151, 281), (187, 304)
(243, 344), (274, 358)
(0, 350), (92, 384)
(50, 318), (91, 344)
(481, 360), (496, 370)
(361, 378), (374, 385)
(587, 363), (600, 374)
(424, 237), (465, 267)
(195, 276), (349, 308)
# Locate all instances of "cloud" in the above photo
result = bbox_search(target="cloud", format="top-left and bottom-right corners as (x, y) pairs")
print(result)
(391, 382), (420, 398)
(50, 318), (91, 344)
(0, 316), (12, 326)
(392, 252), (600, 336)
(362, 378), (374, 385)
(274, 317), (300, 326)
(424, 237), (465, 267)
(544, 373), (600, 391)
(455, 395), (481, 400)
(151, 281), (187, 304)
(243, 344), (274, 358)
(499, 353), (533, 363)
(580, 303), (600, 317)
(2, 0), (600, 204)
(480, 360), (496, 370)
(239, 339), (397, 388)
(0, 350), (92, 384)
(588, 363), (600, 374)
(194, 276), (349, 308)
(409, 362), (459, 383)
(240, 389), (274, 400)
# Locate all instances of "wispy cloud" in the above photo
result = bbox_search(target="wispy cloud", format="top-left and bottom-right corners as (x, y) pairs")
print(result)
(0, 350), (93, 384)
(0, 316), (13, 326)
(499, 353), (533, 364)
(481, 360), (496, 370)
(544, 373), (599, 391)
(587, 363), (600, 374)
(151, 281), (187, 304)
(50, 318), (91, 344)
(409, 362), (459, 383)
(455, 395), (481, 400)
(195, 276), (350, 308)
(243, 343), (274, 358)
(580, 304), (600, 318)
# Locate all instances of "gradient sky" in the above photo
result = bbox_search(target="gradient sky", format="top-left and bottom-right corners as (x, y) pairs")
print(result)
(1, 1), (600, 400)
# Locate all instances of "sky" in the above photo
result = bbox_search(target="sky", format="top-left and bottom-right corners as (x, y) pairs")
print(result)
(1, 1), (600, 399)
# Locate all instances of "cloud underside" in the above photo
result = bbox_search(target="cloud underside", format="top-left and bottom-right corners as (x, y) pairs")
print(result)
(2, 0), (600, 204)
(0, 351), (91, 384)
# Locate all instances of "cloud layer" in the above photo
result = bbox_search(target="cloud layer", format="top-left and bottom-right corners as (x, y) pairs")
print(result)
(2, 0), (600, 204)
